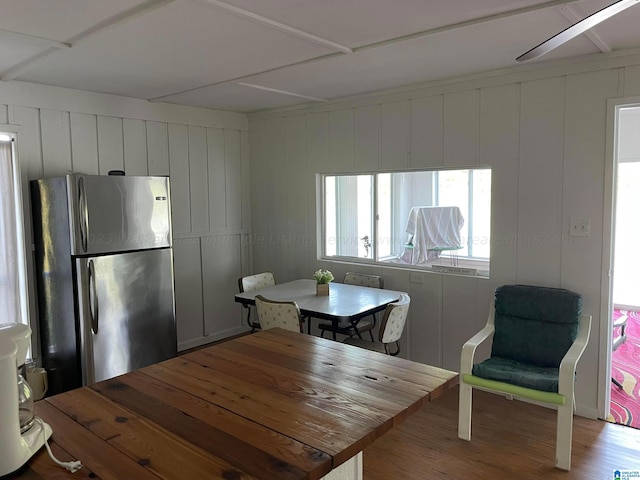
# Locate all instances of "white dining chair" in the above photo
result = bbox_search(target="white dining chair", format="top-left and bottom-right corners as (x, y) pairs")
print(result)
(254, 295), (304, 333)
(343, 293), (410, 356)
(238, 272), (275, 333)
(318, 272), (384, 340)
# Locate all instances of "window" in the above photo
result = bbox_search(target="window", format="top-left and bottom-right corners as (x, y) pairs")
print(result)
(0, 134), (29, 326)
(321, 168), (491, 276)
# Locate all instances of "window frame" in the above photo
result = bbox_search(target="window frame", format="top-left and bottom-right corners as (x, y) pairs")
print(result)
(319, 166), (491, 277)
(0, 130), (31, 327)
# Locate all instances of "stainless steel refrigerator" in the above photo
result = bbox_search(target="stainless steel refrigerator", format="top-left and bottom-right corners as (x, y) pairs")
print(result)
(31, 173), (177, 395)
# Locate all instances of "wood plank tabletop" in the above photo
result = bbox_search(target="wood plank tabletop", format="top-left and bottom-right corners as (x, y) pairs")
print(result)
(19, 328), (458, 480)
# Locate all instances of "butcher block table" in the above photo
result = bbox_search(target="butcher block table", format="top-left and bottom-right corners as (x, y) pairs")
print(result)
(23, 328), (458, 480)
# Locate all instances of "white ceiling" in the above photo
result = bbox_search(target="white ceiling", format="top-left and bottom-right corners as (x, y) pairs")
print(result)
(2, 0), (640, 113)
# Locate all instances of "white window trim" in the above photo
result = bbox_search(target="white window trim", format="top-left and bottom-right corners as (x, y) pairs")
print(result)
(318, 167), (491, 278)
(0, 127), (31, 327)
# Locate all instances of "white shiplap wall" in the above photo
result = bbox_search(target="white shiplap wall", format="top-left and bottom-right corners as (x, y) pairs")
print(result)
(247, 53), (640, 419)
(1, 81), (250, 352)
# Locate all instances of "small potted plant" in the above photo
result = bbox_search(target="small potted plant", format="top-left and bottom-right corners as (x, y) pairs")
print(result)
(313, 269), (334, 296)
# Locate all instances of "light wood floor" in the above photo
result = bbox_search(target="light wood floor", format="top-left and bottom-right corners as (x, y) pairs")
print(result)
(364, 385), (640, 479)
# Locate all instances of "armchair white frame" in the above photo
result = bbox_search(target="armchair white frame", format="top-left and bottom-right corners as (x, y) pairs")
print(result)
(458, 301), (591, 471)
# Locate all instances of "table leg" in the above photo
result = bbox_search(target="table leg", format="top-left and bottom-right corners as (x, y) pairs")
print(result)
(320, 452), (362, 480)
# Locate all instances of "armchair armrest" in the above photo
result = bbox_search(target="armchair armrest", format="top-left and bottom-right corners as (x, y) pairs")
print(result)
(460, 302), (496, 375)
(558, 314), (591, 397)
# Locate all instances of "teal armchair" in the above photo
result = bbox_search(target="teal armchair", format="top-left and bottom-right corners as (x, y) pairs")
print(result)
(458, 284), (591, 471)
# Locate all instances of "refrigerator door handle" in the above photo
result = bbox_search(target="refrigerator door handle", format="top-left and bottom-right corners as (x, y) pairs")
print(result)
(78, 176), (89, 253)
(88, 259), (99, 334)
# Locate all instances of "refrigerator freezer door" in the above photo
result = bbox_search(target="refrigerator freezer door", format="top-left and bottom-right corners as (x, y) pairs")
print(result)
(76, 249), (177, 385)
(67, 174), (172, 255)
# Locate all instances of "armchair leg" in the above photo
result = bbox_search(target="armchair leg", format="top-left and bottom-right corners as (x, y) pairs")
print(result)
(555, 403), (574, 471)
(458, 382), (473, 441)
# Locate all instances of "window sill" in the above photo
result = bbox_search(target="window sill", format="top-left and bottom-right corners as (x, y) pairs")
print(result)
(321, 255), (490, 279)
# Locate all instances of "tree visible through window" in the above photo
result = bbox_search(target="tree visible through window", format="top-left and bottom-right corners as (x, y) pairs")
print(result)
(322, 168), (491, 276)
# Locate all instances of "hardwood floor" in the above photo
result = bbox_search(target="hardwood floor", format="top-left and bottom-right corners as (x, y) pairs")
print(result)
(364, 385), (640, 479)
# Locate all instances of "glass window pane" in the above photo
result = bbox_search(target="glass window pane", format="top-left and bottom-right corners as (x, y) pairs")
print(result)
(377, 173), (391, 259)
(322, 168), (491, 277)
(438, 170), (469, 256)
(471, 169), (491, 258)
(324, 174), (373, 259)
(325, 176), (336, 256)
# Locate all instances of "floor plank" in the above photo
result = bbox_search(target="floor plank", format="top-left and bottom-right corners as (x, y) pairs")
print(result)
(364, 385), (640, 479)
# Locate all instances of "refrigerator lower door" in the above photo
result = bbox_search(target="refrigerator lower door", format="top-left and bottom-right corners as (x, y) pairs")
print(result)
(76, 248), (176, 385)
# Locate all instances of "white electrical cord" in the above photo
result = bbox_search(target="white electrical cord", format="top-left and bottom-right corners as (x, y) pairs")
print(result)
(35, 417), (83, 473)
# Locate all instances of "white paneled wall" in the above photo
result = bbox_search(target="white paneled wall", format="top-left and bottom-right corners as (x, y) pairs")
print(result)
(247, 58), (640, 418)
(1, 82), (250, 353)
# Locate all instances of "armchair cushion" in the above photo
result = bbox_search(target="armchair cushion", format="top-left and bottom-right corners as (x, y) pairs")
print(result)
(491, 285), (582, 368)
(472, 356), (560, 392)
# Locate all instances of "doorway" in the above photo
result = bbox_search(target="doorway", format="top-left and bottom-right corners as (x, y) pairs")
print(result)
(607, 104), (640, 428)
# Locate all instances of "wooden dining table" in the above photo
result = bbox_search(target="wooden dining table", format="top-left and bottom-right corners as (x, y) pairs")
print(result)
(235, 279), (406, 339)
(20, 328), (458, 480)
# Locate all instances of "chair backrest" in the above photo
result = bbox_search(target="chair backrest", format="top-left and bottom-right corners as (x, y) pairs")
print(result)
(491, 284), (582, 368)
(239, 272), (275, 293)
(343, 272), (384, 289)
(612, 314), (628, 351)
(378, 293), (410, 345)
(254, 295), (303, 333)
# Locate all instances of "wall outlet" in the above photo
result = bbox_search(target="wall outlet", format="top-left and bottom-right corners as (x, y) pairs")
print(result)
(569, 217), (590, 237)
(409, 272), (423, 284)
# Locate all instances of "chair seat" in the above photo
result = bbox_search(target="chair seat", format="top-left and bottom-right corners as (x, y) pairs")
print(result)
(318, 318), (374, 335)
(472, 356), (559, 393)
(343, 337), (386, 353)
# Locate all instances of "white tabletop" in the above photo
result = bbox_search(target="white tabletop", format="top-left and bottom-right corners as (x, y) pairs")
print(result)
(235, 279), (404, 322)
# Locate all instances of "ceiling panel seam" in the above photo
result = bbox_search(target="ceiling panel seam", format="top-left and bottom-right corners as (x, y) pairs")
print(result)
(0, 0), (176, 81)
(150, 0), (587, 103)
(197, 0), (353, 54)
(0, 29), (70, 49)
(559, 5), (611, 53)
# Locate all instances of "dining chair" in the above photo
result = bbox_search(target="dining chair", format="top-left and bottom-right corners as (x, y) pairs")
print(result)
(254, 295), (304, 333)
(238, 272), (275, 333)
(612, 313), (628, 388)
(342, 293), (410, 356)
(458, 284), (591, 471)
(318, 272), (384, 340)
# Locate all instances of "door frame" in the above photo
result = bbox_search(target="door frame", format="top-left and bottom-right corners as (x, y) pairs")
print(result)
(598, 95), (640, 419)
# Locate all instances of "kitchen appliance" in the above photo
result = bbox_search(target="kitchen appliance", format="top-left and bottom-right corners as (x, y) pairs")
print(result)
(0, 323), (52, 476)
(31, 174), (177, 396)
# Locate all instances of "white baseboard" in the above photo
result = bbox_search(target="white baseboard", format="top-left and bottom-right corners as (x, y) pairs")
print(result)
(575, 404), (599, 420)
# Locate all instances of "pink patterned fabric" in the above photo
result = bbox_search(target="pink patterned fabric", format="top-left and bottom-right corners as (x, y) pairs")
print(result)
(610, 309), (640, 430)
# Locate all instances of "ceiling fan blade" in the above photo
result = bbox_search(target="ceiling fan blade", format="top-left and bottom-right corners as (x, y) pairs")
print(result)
(516, 0), (640, 62)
